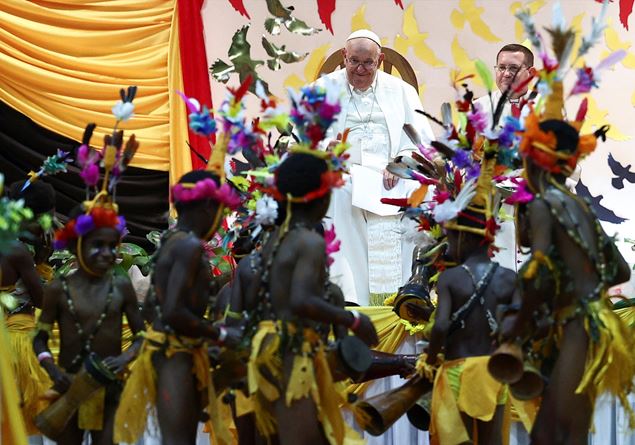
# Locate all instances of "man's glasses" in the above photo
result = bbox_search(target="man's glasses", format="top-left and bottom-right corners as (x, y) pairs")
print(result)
(494, 64), (526, 74)
(346, 58), (378, 69)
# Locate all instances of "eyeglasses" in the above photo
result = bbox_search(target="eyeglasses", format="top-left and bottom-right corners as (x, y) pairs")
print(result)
(345, 58), (378, 69)
(494, 64), (525, 74)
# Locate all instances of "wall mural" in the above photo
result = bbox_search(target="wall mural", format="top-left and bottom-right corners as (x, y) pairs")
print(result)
(203, 0), (635, 293)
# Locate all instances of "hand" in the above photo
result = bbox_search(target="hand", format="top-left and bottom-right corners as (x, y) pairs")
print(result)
(42, 361), (72, 393)
(103, 354), (133, 374)
(352, 313), (379, 347)
(405, 302), (434, 322)
(383, 169), (399, 190)
(398, 356), (416, 378)
(499, 314), (523, 343)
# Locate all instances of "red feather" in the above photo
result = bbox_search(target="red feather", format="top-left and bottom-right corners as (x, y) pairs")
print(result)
(513, 72), (536, 95)
(317, 0), (336, 34)
(381, 198), (409, 207)
(575, 97), (588, 122)
(230, 75), (253, 102)
(394, 0), (404, 8)
(228, 0), (250, 19)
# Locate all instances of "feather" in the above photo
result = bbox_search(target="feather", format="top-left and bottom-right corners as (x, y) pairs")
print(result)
(177, 91), (201, 113)
(387, 162), (416, 179)
(82, 123), (96, 146)
(414, 109), (445, 129)
(575, 97), (588, 122)
(475, 59), (494, 92)
(552, 2), (566, 31)
(432, 179), (477, 223)
(430, 141), (455, 159)
(410, 152), (439, 176)
(441, 102), (453, 127)
(403, 123), (422, 147)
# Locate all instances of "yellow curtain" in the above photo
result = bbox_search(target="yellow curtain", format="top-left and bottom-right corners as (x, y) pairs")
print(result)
(0, 0), (192, 179)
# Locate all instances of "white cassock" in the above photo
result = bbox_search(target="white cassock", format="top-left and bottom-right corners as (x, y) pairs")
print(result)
(315, 69), (434, 306)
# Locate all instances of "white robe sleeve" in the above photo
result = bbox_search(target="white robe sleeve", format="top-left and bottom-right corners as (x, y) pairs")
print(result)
(393, 83), (435, 159)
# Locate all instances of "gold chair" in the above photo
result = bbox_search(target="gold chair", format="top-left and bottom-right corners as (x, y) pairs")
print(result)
(316, 47), (419, 93)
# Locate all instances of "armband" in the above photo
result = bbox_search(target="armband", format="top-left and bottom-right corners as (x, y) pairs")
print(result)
(349, 310), (362, 332)
(37, 351), (53, 363)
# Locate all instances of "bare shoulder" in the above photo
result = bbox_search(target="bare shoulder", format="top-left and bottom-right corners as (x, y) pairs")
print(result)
(163, 233), (203, 261)
(495, 265), (517, 282)
(438, 265), (465, 286)
(295, 229), (326, 253)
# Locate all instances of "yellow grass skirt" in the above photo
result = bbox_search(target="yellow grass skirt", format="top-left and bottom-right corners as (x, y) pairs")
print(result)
(430, 356), (508, 445)
(6, 313), (52, 435)
(113, 328), (231, 445)
(564, 298), (635, 427)
(248, 321), (363, 445)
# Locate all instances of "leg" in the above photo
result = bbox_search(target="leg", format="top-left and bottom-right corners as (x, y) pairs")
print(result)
(477, 404), (505, 445)
(274, 354), (328, 445)
(531, 318), (592, 445)
(90, 386), (120, 445)
(274, 397), (328, 445)
(154, 352), (201, 445)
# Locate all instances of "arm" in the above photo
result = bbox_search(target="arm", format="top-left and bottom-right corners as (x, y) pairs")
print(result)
(9, 244), (44, 307)
(160, 239), (222, 341)
(103, 276), (146, 373)
(326, 282), (349, 340)
(426, 271), (452, 363)
(289, 235), (378, 346)
(33, 279), (71, 392)
(511, 199), (553, 337)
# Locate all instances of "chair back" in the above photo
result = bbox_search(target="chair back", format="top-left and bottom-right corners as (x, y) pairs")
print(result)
(316, 47), (418, 93)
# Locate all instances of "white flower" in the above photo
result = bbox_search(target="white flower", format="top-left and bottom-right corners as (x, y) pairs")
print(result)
(112, 101), (135, 121)
(255, 195), (278, 226)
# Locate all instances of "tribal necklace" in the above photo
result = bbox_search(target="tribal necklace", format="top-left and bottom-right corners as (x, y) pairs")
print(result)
(62, 275), (113, 371)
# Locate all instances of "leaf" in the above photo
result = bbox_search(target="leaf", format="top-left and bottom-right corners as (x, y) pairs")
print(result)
(474, 59), (494, 92)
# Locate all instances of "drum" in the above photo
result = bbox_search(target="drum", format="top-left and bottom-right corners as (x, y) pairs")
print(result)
(34, 353), (116, 439)
(393, 283), (434, 323)
(327, 336), (372, 382)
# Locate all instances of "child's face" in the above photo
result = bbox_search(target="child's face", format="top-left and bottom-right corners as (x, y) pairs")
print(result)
(80, 227), (119, 275)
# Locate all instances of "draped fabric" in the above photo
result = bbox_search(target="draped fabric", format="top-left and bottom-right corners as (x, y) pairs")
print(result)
(0, 0), (192, 181)
(177, 0), (214, 170)
(0, 101), (169, 249)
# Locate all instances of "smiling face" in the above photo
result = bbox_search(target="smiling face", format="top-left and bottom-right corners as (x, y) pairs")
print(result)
(342, 38), (384, 91)
(79, 227), (119, 276)
(495, 51), (534, 98)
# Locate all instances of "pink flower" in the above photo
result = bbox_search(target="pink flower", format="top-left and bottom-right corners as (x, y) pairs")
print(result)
(324, 224), (341, 267)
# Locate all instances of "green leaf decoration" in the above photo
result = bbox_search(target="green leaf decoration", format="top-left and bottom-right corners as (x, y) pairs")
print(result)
(475, 59), (494, 93)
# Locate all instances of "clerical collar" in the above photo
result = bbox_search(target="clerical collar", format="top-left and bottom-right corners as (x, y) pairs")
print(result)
(349, 74), (378, 96)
